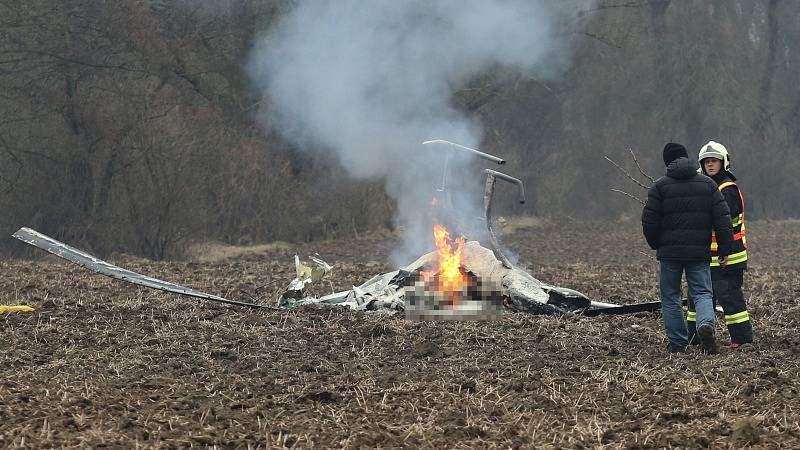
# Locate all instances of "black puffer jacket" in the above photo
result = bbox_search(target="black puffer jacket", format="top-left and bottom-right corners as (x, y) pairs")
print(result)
(642, 157), (734, 261)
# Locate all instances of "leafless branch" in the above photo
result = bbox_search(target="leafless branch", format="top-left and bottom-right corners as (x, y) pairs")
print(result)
(605, 148), (655, 206)
(0, 114), (43, 125)
(18, 148), (66, 165)
(638, 250), (657, 262)
(0, 136), (23, 194)
(628, 148), (655, 184)
(580, 32), (622, 49)
(584, 0), (655, 13)
(610, 188), (645, 205)
(604, 154), (651, 190)
(0, 49), (153, 75)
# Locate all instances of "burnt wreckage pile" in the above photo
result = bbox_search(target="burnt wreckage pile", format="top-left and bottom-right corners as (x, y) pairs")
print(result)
(280, 238), (593, 318)
(12, 140), (659, 317)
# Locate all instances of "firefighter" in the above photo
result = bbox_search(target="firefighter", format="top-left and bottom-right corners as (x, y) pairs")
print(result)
(687, 141), (754, 350)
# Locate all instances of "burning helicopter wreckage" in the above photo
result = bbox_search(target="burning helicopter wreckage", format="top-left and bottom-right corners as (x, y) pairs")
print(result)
(12, 140), (660, 318)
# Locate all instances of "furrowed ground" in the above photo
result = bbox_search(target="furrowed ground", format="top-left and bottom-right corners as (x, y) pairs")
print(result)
(2, 220), (799, 449)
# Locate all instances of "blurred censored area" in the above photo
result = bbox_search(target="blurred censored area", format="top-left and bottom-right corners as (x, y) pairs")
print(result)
(404, 270), (504, 321)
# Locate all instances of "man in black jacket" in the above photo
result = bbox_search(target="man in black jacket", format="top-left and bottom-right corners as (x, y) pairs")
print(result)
(642, 143), (734, 354)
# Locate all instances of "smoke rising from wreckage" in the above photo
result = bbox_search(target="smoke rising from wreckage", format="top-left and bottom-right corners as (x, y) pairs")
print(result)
(12, 141), (658, 318)
(249, 0), (594, 267)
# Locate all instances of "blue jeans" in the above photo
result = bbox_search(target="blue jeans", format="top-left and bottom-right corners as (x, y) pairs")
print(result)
(660, 260), (714, 347)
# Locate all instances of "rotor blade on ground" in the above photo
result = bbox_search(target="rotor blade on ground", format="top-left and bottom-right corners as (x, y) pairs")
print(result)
(12, 227), (273, 309)
(581, 301), (662, 316)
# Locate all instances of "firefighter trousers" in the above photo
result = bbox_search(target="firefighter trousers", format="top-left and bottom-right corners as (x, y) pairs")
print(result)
(687, 267), (753, 345)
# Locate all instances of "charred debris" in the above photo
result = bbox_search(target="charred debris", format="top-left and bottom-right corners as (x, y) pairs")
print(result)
(12, 140), (659, 318)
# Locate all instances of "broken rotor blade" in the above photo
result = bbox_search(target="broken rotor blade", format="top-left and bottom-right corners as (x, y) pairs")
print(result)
(484, 169), (525, 204)
(422, 140), (506, 165)
(424, 140), (507, 236)
(11, 227), (274, 309)
(483, 169), (527, 269)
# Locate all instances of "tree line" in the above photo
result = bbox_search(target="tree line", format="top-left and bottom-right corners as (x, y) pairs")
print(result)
(0, 0), (391, 259)
(2, 0), (798, 259)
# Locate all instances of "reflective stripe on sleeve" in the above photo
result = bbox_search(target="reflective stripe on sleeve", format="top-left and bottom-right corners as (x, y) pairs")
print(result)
(710, 249), (748, 267)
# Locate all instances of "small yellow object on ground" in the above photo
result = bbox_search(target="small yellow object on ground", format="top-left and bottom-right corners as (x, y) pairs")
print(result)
(0, 305), (35, 313)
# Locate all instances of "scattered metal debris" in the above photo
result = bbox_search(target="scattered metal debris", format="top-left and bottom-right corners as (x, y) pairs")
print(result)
(278, 240), (658, 317)
(282, 254), (334, 300)
(10, 139), (661, 318)
(11, 227), (659, 317)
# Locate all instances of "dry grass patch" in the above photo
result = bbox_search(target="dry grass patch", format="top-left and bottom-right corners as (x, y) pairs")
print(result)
(186, 241), (293, 263)
(496, 215), (545, 235)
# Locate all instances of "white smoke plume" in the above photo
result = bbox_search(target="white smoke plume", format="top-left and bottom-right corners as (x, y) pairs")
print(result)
(248, 0), (593, 265)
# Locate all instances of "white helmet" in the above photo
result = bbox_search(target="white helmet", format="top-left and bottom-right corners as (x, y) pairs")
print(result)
(698, 140), (731, 172)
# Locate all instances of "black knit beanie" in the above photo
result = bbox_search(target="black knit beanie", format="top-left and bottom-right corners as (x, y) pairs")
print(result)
(663, 142), (688, 166)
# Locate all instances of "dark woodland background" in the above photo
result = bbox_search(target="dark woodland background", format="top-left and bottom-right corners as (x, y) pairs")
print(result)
(1, 0), (798, 259)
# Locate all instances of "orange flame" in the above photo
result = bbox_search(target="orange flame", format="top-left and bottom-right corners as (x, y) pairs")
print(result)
(424, 224), (467, 296)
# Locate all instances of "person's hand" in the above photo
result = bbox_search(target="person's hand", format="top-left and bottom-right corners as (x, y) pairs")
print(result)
(718, 255), (728, 267)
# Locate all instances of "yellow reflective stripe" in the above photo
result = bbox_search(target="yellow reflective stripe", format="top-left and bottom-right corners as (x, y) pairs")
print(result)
(719, 182), (736, 191)
(726, 311), (748, 320)
(710, 249), (748, 267)
(731, 215), (743, 227)
(741, 221), (747, 245)
(725, 311), (750, 325)
(727, 250), (748, 264)
(687, 311), (697, 322)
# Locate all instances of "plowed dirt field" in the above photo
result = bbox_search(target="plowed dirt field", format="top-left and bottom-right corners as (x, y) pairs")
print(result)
(2, 220), (799, 449)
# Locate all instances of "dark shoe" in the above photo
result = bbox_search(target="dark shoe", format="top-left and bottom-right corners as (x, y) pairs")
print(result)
(698, 325), (719, 354)
(731, 342), (755, 352)
(667, 342), (687, 354)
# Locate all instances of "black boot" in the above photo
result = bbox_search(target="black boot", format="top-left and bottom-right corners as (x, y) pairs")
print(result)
(698, 325), (719, 355)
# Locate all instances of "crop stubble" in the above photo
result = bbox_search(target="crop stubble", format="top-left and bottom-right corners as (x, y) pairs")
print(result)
(1, 221), (799, 448)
